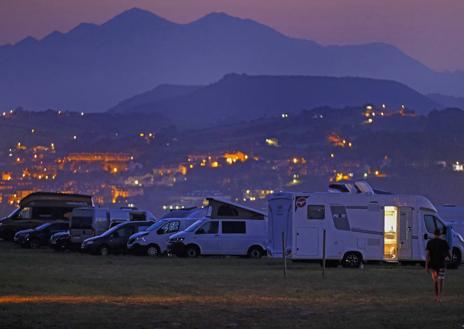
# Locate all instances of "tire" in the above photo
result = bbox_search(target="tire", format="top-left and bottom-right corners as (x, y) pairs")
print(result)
(29, 239), (41, 249)
(247, 246), (264, 259)
(99, 245), (110, 256)
(185, 245), (200, 258)
(447, 248), (461, 269)
(342, 252), (362, 268)
(146, 245), (160, 257)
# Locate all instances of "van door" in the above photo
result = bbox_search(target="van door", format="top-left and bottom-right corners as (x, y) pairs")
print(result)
(398, 207), (413, 260)
(192, 221), (219, 254)
(295, 204), (325, 258)
(220, 221), (247, 255)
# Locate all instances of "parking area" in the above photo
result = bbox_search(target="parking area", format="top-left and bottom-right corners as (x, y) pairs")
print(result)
(0, 241), (463, 329)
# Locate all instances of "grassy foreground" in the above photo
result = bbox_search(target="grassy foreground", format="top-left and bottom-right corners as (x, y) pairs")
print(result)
(0, 241), (463, 329)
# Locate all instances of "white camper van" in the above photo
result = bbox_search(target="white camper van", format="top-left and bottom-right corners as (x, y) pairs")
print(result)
(127, 208), (207, 256)
(168, 198), (267, 258)
(70, 207), (156, 245)
(267, 183), (463, 268)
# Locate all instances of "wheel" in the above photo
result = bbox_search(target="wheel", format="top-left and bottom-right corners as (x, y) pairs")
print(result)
(29, 239), (41, 249)
(247, 246), (264, 259)
(146, 245), (160, 257)
(185, 245), (200, 258)
(99, 245), (110, 256)
(447, 248), (461, 269)
(342, 252), (362, 268)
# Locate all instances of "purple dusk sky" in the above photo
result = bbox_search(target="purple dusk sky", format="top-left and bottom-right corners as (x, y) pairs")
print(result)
(1, 0), (463, 71)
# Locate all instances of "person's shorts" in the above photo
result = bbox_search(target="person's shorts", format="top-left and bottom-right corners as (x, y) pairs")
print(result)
(432, 268), (446, 279)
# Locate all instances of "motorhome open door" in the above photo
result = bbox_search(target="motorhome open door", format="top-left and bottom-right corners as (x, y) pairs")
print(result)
(398, 207), (413, 260)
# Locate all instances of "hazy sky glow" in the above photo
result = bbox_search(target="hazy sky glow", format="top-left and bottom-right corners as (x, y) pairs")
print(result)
(1, 0), (463, 71)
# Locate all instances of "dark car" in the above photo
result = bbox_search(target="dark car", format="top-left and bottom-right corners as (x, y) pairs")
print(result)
(13, 221), (69, 248)
(81, 221), (154, 256)
(50, 230), (71, 251)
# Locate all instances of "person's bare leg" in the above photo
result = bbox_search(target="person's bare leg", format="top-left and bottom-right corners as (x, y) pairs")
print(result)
(439, 278), (444, 301)
(432, 272), (439, 302)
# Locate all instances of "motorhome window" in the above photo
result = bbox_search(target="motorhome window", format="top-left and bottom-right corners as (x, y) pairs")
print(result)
(196, 221), (219, 234)
(217, 205), (239, 217)
(222, 221), (246, 234)
(307, 205), (325, 220)
(331, 206), (350, 230)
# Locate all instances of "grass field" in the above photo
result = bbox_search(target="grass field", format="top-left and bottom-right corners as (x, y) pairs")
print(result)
(0, 241), (463, 329)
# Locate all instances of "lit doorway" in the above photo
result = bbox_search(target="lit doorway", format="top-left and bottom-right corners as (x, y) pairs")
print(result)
(384, 206), (398, 261)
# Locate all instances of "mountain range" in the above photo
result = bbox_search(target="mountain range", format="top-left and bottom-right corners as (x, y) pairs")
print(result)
(109, 74), (438, 125)
(0, 7), (463, 112)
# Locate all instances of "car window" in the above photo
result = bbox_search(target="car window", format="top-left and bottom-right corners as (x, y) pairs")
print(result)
(196, 221), (219, 234)
(222, 221), (246, 234)
(116, 226), (133, 237)
(168, 221), (180, 233)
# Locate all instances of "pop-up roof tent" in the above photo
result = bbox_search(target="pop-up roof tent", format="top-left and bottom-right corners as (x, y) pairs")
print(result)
(19, 192), (93, 208)
(205, 197), (266, 220)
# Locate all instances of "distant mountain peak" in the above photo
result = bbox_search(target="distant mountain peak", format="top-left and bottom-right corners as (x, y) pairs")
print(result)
(15, 36), (38, 47)
(103, 7), (175, 28)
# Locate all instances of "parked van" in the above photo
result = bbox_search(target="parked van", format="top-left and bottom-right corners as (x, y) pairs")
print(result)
(0, 192), (92, 240)
(267, 182), (463, 268)
(127, 217), (199, 256)
(81, 221), (154, 256)
(168, 198), (267, 258)
(69, 207), (156, 245)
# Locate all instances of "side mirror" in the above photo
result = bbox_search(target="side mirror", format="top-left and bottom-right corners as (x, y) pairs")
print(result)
(157, 228), (165, 235)
(423, 233), (428, 240)
(196, 228), (205, 235)
(111, 232), (119, 238)
(442, 227), (447, 235)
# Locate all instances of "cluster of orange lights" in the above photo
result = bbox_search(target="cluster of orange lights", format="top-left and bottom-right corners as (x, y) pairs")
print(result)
(327, 134), (353, 148)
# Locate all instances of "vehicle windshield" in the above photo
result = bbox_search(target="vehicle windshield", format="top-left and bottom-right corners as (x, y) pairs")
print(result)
(146, 220), (167, 232)
(5, 208), (20, 219)
(35, 223), (52, 231)
(185, 219), (205, 233)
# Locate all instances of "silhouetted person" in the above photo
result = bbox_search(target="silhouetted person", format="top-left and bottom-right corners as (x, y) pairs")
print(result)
(425, 229), (451, 302)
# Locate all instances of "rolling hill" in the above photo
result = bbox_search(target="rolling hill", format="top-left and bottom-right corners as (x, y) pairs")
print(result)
(109, 74), (438, 125)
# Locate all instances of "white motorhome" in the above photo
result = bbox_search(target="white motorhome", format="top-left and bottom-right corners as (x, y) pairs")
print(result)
(267, 182), (463, 268)
(70, 207), (156, 245)
(168, 198), (267, 258)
